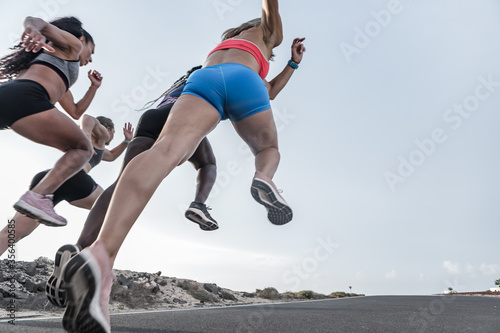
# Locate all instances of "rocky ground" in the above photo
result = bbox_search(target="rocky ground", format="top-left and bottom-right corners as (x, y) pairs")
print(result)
(0, 257), (364, 319)
(439, 291), (500, 297)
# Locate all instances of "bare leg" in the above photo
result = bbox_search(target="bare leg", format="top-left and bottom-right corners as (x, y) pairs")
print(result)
(76, 137), (155, 249)
(11, 108), (93, 195)
(0, 213), (39, 256)
(96, 95), (220, 265)
(232, 109), (280, 178)
(188, 137), (217, 203)
(232, 109), (292, 225)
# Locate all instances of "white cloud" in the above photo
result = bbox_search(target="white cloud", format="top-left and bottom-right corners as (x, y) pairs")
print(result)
(385, 269), (398, 279)
(443, 261), (461, 275)
(355, 271), (365, 280)
(479, 263), (500, 276)
(465, 263), (475, 274)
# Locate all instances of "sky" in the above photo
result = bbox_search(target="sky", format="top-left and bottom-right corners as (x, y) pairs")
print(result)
(0, 0), (499, 297)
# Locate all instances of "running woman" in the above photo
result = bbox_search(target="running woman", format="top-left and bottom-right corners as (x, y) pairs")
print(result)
(0, 16), (99, 227)
(43, 66), (218, 308)
(63, 1), (305, 331)
(0, 116), (133, 256)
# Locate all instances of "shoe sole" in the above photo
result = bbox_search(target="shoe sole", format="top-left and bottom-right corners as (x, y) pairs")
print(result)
(14, 200), (67, 227)
(63, 252), (109, 333)
(46, 244), (80, 307)
(251, 179), (293, 225)
(185, 209), (219, 231)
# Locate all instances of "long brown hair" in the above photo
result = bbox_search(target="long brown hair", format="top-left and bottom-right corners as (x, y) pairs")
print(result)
(221, 18), (261, 41)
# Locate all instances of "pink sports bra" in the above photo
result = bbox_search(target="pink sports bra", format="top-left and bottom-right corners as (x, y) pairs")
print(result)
(208, 39), (270, 79)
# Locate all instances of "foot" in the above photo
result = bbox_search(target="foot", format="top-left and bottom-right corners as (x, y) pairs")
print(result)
(185, 202), (219, 231)
(251, 172), (293, 225)
(63, 241), (113, 333)
(14, 191), (67, 227)
(45, 244), (81, 307)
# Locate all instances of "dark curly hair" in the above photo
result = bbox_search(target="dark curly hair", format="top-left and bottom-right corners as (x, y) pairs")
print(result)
(0, 16), (93, 82)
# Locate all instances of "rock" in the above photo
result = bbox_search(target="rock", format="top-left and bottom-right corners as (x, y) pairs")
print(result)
(220, 290), (237, 301)
(24, 280), (38, 293)
(189, 288), (218, 303)
(13, 290), (29, 299)
(157, 279), (169, 287)
(36, 281), (46, 292)
(36, 256), (53, 265)
(15, 273), (26, 284)
(204, 283), (220, 294)
(25, 262), (37, 276)
(0, 285), (12, 297)
(117, 274), (134, 287)
(173, 298), (187, 304)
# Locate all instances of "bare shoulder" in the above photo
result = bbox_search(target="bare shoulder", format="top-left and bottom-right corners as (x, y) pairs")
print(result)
(239, 28), (273, 54)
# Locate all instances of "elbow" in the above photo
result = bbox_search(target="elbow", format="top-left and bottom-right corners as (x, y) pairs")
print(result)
(274, 32), (284, 47)
(104, 152), (118, 162)
(68, 109), (81, 120)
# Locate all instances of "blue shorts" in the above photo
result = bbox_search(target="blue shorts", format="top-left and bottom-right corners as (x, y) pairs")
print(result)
(181, 63), (271, 122)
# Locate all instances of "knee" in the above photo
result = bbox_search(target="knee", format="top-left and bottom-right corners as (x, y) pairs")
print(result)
(71, 136), (93, 159)
(253, 144), (279, 157)
(190, 155), (217, 171)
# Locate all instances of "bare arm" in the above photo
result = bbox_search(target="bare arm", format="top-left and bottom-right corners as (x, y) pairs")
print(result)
(59, 70), (103, 120)
(102, 123), (134, 161)
(261, 0), (283, 47)
(266, 38), (306, 100)
(22, 16), (82, 58)
(81, 114), (98, 138)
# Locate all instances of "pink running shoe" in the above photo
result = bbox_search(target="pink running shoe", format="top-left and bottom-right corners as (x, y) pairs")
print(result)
(14, 191), (67, 227)
(251, 172), (293, 225)
(63, 241), (113, 333)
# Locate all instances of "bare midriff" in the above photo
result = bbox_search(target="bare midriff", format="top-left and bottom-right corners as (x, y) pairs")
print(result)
(17, 65), (67, 103)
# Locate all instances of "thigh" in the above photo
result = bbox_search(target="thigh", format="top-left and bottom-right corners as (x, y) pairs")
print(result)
(70, 185), (103, 209)
(10, 107), (91, 152)
(231, 109), (278, 155)
(152, 94), (220, 164)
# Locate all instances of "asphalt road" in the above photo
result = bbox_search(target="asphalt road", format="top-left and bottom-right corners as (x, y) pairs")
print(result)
(1, 296), (499, 332)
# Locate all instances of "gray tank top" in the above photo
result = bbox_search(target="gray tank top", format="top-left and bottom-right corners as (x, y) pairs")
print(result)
(30, 52), (79, 90)
(88, 148), (104, 169)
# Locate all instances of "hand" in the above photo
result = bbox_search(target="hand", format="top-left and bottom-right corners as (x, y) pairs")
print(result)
(291, 37), (306, 64)
(123, 122), (134, 141)
(21, 27), (55, 53)
(88, 70), (103, 88)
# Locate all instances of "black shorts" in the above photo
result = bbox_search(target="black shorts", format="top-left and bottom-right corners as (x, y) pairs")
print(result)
(0, 79), (55, 130)
(29, 169), (98, 206)
(134, 103), (173, 140)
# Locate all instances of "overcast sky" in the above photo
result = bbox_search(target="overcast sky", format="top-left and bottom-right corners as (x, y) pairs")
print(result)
(1, 0), (499, 296)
